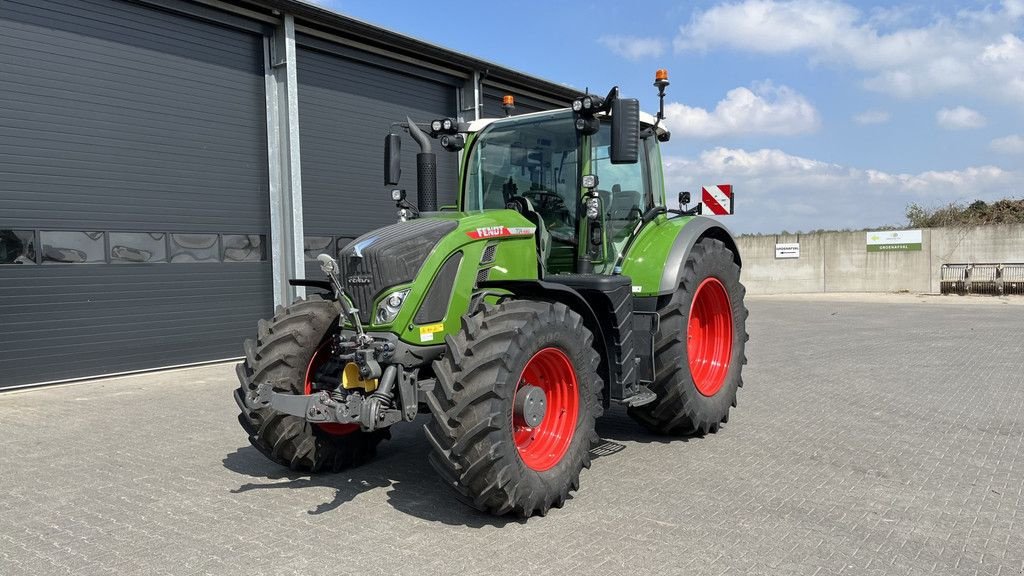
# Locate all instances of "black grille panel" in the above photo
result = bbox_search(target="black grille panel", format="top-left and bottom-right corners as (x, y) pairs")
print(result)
(476, 267), (490, 284)
(338, 219), (457, 322)
(481, 243), (497, 263)
(414, 251), (463, 324)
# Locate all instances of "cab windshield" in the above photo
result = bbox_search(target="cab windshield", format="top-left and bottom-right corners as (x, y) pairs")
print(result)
(463, 110), (579, 241)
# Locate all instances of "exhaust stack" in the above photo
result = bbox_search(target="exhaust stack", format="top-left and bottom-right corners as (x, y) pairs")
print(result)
(406, 117), (437, 212)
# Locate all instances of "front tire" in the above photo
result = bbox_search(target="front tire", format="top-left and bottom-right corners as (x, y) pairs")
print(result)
(629, 237), (748, 435)
(234, 294), (386, 472)
(424, 300), (603, 517)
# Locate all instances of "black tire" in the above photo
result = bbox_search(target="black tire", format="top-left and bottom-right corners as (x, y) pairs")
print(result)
(234, 294), (386, 472)
(424, 300), (603, 517)
(628, 237), (748, 435)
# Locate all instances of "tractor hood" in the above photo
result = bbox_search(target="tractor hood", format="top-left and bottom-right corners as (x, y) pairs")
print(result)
(336, 211), (539, 329)
(338, 218), (458, 324)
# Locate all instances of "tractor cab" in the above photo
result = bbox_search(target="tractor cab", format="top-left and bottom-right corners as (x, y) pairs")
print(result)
(460, 107), (668, 275)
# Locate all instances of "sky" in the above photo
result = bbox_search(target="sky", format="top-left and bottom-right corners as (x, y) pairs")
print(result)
(323, 0), (1023, 234)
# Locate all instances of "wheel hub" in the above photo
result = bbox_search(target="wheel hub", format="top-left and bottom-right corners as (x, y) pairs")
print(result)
(513, 384), (547, 428)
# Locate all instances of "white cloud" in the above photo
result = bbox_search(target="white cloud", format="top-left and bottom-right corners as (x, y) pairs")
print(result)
(935, 106), (986, 130)
(853, 110), (890, 125)
(665, 147), (1023, 233)
(674, 0), (1024, 101)
(664, 82), (819, 138)
(990, 134), (1024, 154)
(597, 36), (667, 60)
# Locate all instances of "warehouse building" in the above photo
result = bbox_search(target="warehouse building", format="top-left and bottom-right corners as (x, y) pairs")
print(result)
(0, 0), (580, 388)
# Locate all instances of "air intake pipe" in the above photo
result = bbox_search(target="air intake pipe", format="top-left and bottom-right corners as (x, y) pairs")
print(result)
(406, 117), (437, 212)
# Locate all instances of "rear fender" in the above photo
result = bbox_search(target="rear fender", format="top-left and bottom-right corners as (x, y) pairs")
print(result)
(620, 215), (741, 297)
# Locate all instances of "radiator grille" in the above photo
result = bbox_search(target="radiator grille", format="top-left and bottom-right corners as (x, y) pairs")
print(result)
(337, 219), (456, 322)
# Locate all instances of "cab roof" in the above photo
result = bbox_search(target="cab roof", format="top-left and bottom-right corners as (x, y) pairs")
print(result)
(466, 108), (668, 136)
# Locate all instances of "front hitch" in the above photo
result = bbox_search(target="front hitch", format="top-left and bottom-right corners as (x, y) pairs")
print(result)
(245, 365), (405, 432)
(241, 359), (421, 432)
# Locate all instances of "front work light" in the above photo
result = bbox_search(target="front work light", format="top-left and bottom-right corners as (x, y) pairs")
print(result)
(376, 289), (410, 324)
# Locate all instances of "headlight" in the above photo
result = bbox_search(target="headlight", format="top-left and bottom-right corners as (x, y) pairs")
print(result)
(430, 119), (443, 132)
(375, 289), (409, 324)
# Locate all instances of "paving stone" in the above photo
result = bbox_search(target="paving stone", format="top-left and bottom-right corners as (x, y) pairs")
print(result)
(1, 295), (1022, 576)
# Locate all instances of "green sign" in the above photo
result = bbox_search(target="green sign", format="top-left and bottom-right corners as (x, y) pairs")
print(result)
(866, 230), (922, 252)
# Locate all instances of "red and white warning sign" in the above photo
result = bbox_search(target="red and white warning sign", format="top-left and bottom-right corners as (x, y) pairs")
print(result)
(701, 185), (734, 215)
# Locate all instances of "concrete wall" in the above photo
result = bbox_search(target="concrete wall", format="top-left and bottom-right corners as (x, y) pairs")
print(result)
(737, 224), (1024, 294)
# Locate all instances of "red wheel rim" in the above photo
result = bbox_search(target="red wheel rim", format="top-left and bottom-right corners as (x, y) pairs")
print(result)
(513, 347), (579, 472)
(304, 340), (359, 437)
(687, 277), (734, 397)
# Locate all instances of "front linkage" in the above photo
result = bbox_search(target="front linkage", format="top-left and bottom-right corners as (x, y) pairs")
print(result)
(241, 254), (418, 432)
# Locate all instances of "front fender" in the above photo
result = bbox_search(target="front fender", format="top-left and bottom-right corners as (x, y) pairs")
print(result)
(619, 215), (741, 297)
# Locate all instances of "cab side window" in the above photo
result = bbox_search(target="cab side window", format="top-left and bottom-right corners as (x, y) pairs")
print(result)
(592, 129), (650, 248)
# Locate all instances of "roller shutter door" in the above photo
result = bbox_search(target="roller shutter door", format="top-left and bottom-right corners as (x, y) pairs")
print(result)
(0, 0), (271, 388)
(297, 36), (460, 274)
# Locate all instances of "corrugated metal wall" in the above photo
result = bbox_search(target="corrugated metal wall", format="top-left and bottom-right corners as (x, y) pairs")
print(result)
(0, 0), (272, 387)
(481, 85), (556, 118)
(0, 0), (574, 389)
(296, 35), (459, 277)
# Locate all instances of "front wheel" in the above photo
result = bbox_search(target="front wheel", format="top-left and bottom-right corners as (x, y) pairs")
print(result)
(424, 300), (603, 517)
(629, 237), (748, 435)
(234, 294), (386, 472)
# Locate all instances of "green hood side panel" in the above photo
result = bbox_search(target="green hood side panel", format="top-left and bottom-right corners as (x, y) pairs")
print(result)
(367, 210), (540, 346)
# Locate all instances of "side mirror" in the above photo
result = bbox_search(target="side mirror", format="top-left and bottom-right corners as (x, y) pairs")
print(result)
(679, 191), (690, 206)
(384, 133), (401, 185)
(610, 97), (640, 164)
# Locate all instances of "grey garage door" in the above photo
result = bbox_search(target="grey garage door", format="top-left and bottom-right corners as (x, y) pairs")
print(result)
(297, 36), (460, 273)
(481, 85), (558, 118)
(0, 0), (272, 388)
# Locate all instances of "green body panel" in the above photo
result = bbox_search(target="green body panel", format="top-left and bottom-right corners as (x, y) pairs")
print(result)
(364, 209), (539, 346)
(619, 214), (695, 297)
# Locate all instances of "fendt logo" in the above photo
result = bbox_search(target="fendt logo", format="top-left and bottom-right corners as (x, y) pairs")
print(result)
(466, 226), (535, 240)
(347, 276), (372, 285)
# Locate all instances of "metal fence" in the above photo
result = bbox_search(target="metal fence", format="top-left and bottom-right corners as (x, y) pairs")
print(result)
(940, 263), (1024, 295)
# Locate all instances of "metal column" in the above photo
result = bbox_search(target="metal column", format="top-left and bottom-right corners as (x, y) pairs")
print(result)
(461, 70), (481, 121)
(265, 14), (305, 306)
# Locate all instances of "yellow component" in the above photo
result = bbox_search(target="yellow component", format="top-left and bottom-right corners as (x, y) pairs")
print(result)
(341, 362), (378, 392)
(418, 322), (445, 343)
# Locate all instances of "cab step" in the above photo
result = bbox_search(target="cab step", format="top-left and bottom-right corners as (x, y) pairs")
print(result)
(619, 386), (657, 407)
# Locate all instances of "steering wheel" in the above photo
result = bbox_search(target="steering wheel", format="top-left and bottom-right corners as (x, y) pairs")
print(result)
(522, 190), (566, 212)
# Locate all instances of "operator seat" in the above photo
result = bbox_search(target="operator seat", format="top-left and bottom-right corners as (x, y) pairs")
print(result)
(506, 196), (551, 273)
(606, 184), (642, 241)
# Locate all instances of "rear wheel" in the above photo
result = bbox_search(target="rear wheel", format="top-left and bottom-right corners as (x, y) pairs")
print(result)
(629, 237), (748, 435)
(234, 294), (386, 472)
(425, 300), (602, 517)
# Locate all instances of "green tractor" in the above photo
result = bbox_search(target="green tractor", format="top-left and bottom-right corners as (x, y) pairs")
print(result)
(234, 70), (748, 517)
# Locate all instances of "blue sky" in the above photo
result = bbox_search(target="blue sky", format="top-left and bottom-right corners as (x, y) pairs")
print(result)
(324, 0), (1023, 233)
